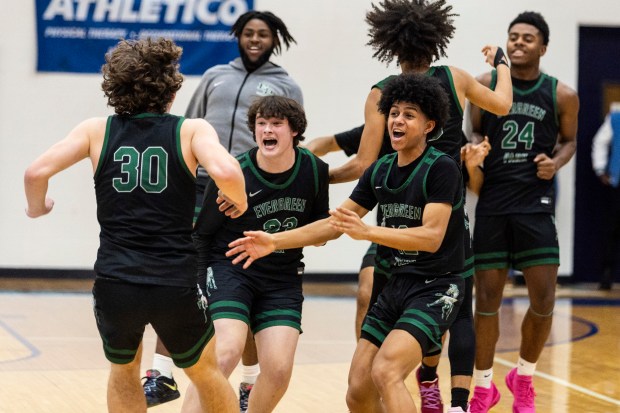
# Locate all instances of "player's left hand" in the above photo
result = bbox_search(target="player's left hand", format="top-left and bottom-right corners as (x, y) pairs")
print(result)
(534, 153), (557, 180)
(226, 230), (274, 269)
(481, 45), (509, 68)
(328, 207), (368, 240)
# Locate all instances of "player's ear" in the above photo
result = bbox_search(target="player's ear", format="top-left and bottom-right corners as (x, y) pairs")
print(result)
(539, 44), (547, 57)
(425, 120), (436, 135)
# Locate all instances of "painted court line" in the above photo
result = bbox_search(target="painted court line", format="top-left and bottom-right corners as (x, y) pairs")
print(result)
(494, 356), (620, 407)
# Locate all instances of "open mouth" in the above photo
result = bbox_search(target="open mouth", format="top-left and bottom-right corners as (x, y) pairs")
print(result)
(263, 139), (278, 148)
(392, 130), (405, 139)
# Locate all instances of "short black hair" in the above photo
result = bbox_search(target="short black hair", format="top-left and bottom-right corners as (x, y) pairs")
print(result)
(366, 0), (457, 66)
(378, 74), (449, 135)
(509, 11), (549, 45)
(247, 96), (307, 146)
(231, 11), (296, 55)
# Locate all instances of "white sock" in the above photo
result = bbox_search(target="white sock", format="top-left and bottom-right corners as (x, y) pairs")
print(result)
(517, 357), (536, 376)
(152, 354), (174, 379)
(474, 368), (493, 388)
(241, 363), (260, 385)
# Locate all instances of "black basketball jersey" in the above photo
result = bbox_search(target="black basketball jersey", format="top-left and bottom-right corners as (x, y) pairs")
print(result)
(194, 147), (330, 277)
(350, 146), (465, 277)
(476, 72), (560, 216)
(371, 70), (465, 275)
(93, 114), (197, 286)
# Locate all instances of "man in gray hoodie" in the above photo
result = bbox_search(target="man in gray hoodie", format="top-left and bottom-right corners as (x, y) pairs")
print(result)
(142, 11), (303, 411)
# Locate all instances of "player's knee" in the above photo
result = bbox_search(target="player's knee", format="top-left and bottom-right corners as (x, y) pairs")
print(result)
(370, 361), (400, 393)
(216, 345), (243, 375)
(262, 363), (293, 390)
(530, 291), (555, 315)
(474, 286), (503, 309)
(346, 383), (370, 410)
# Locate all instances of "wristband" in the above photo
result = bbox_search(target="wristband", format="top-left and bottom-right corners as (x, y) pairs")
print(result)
(494, 47), (509, 68)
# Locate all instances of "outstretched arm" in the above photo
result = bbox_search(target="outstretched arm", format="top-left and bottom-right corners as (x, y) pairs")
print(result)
(227, 199), (368, 268)
(330, 202), (452, 253)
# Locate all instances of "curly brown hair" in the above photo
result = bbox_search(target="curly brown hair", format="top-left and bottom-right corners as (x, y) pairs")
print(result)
(366, 0), (457, 66)
(247, 96), (307, 146)
(101, 38), (183, 115)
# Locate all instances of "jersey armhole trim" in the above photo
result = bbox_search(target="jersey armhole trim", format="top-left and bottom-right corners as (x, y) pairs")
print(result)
(443, 67), (463, 116)
(94, 115), (113, 179)
(176, 117), (195, 180)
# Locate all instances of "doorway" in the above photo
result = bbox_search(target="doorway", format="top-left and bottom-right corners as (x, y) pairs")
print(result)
(573, 26), (620, 282)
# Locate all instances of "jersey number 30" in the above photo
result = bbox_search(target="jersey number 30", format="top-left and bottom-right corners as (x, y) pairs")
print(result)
(113, 146), (168, 193)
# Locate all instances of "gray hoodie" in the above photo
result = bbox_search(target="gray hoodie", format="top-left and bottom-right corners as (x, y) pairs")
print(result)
(185, 57), (304, 158)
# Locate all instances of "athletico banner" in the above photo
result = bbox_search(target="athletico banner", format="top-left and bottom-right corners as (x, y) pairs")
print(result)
(35, 0), (254, 75)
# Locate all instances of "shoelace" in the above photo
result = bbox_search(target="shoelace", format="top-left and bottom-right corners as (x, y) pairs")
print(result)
(420, 384), (442, 408)
(469, 388), (491, 410)
(515, 379), (536, 407)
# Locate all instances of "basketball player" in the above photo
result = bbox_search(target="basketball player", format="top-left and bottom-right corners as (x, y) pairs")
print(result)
(143, 12), (302, 410)
(310, 1), (514, 410)
(468, 11), (579, 413)
(180, 96), (330, 413)
(24, 38), (246, 413)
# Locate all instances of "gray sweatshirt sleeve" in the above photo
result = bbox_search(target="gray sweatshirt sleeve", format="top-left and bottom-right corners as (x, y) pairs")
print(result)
(288, 79), (304, 106)
(185, 72), (211, 118)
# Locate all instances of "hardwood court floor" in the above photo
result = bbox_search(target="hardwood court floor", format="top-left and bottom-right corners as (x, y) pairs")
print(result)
(0, 279), (619, 413)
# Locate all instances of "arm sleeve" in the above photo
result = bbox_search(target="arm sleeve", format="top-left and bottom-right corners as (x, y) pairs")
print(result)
(426, 157), (462, 205)
(592, 115), (612, 175)
(349, 162), (379, 211)
(334, 125), (364, 157)
(193, 176), (227, 274)
(193, 176), (227, 240)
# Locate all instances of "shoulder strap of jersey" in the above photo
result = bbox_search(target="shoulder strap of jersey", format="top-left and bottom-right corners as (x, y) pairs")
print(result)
(298, 147), (320, 196)
(236, 150), (252, 170)
(549, 74), (560, 127)
(175, 116), (195, 180)
(374, 75), (398, 91)
(94, 115), (115, 179)
(370, 153), (397, 198)
(432, 66), (463, 117)
(422, 147), (464, 209)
